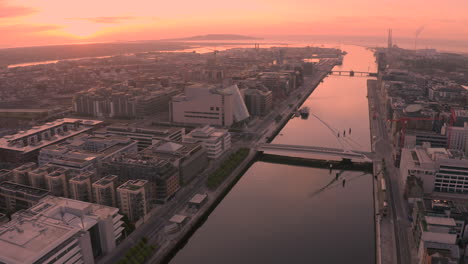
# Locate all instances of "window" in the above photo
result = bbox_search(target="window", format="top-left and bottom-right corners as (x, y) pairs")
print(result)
(210, 107), (214, 110)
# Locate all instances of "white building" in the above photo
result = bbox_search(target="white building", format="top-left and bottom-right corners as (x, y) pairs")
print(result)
(183, 126), (231, 159)
(170, 84), (249, 127)
(447, 122), (468, 155)
(0, 196), (124, 264)
(400, 144), (468, 194)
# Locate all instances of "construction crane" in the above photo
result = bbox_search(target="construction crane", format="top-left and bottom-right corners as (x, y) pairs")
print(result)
(387, 116), (442, 148)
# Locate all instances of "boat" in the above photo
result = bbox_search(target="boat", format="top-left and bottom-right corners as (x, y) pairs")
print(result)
(299, 107), (310, 118)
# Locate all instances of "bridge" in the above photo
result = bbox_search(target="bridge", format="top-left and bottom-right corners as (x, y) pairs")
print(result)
(257, 143), (375, 161)
(330, 70), (377, 77)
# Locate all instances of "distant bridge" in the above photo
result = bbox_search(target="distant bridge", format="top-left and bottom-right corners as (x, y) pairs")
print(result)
(330, 70), (377, 77)
(257, 143), (374, 161)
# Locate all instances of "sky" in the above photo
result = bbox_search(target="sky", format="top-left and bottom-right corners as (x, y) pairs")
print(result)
(1, 0), (468, 47)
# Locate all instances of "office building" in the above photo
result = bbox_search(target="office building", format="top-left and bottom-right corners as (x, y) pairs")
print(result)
(73, 87), (178, 118)
(0, 118), (102, 164)
(142, 139), (209, 185)
(105, 152), (180, 203)
(0, 195), (124, 263)
(95, 123), (185, 150)
(93, 175), (118, 207)
(117, 180), (150, 222)
(400, 144), (468, 194)
(170, 84), (249, 127)
(183, 125), (231, 159)
(243, 88), (273, 116)
(0, 181), (49, 211)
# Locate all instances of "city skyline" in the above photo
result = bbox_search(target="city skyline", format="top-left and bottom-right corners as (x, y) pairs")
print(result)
(1, 0), (468, 47)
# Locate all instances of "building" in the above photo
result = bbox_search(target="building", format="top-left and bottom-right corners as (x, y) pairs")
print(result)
(0, 181), (49, 211)
(142, 139), (209, 185)
(0, 118), (102, 164)
(170, 84), (249, 127)
(0, 169), (11, 182)
(69, 171), (94, 202)
(117, 180), (150, 222)
(11, 162), (36, 185)
(94, 123), (185, 150)
(183, 125), (231, 159)
(73, 86), (178, 118)
(399, 144), (468, 194)
(447, 122), (468, 155)
(418, 232), (459, 264)
(105, 152), (180, 203)
(0, 195), (124, 263)
(44, 167), (70, 198)
(28, 164), (56, 189)
(38, 134), (138, 170)
(93, 175), (118, 207)
(243, 88), (273, 116)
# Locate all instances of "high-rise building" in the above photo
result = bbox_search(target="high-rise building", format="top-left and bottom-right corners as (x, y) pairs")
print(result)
(0, 169), (11, 182)
(170, 84), (249, 127)
(0, 195), (124, 263)
(69, 171), (94, 202)
(117, 180), (150, 222)
(93, 175), (118, 207)
(183, 125), (231, 159)
(28, 164), (55, 189)
(0, 118), (102, 164)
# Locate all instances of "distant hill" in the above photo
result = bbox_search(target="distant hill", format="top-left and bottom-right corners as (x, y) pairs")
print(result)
(164, 34), (262, 41)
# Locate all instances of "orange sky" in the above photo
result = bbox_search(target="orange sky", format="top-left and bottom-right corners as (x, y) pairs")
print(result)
(1, 0), (467, 47)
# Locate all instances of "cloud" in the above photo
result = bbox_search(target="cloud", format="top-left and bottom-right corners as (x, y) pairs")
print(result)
(0, 0), (37, 18)
(70, 16), (136, 24)
(0, 24), (61, 33)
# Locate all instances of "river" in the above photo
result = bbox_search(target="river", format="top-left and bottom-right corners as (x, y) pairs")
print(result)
(169, 45), (377, 264)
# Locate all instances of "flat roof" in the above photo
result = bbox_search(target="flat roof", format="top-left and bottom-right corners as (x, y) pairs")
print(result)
(0, 181), (49, 197)
(189, 193), (208, 204)
(0, 118), (102, 152)
(425, 216), (456, 227)
(422, 232), (457, 244)
(169, 214), (188, 224)
(0, 109), (49, 113)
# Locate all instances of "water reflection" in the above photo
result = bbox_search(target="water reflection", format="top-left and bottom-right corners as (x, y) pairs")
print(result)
(170, 45), (376, 264)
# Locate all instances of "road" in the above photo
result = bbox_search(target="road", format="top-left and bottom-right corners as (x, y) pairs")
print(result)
(98, 62), (336, 264)
(368, 80), (413, 264)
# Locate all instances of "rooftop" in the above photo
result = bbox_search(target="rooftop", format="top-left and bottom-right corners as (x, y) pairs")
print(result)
(0, 118), (102, 152)
(425, 216), (456, 227)
(0, 181), (49, 198)
(422, 232), (457, 245)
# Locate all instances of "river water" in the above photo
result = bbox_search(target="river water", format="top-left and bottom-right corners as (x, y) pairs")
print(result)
(170, 45), (377, 264)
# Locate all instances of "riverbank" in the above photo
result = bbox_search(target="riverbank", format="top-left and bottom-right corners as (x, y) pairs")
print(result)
(148, 63), (336, 264)
(367, 79), (397, 264)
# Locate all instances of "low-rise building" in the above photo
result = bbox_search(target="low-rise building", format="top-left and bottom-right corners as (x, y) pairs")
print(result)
(0, 181), (49, 211)
(0, 195), (124, 263)
(0, 118), (102, 164)
(183, 125), (231, 159)
(142, 139), (208, 185)
(170, 84), (249, 127)
(94, 123), (185, 150)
